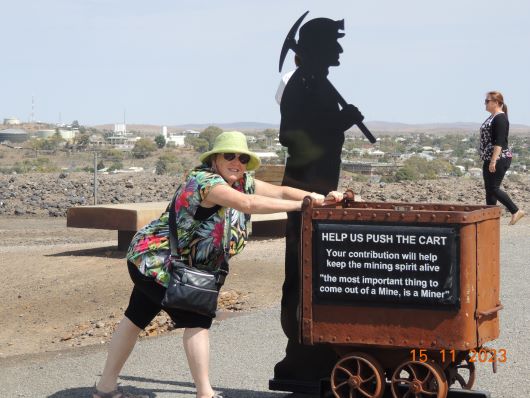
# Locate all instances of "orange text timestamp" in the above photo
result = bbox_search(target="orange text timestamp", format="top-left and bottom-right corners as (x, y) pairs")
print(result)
(410, 348), (507, 363)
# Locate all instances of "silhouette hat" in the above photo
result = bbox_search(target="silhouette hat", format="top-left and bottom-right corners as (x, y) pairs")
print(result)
(298, 18), (345, 49)
(199, 131), (261, 171)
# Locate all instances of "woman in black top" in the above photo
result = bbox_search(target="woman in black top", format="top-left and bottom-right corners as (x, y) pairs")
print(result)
(479, 91), (525, 225)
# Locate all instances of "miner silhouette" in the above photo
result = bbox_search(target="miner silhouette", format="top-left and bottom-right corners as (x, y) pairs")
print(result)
(272, 12), (374, 392)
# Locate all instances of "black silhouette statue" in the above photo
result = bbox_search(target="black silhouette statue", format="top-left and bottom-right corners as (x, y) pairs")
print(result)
(271, 12), (376, 393)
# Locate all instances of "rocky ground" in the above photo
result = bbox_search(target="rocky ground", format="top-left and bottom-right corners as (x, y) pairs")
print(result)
(0, 171), (529, 218)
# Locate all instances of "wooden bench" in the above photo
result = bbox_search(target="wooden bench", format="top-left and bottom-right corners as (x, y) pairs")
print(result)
(67, 202), (168, 250)
(254, 164), (285, 185)
(67, 165), (287, 250)
(67, 202), (287, 250)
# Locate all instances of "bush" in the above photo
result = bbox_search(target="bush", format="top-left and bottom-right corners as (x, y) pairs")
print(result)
(9, 158), (59, 173)
(392, 156), (458, 182)
(132, 138), (157, 158)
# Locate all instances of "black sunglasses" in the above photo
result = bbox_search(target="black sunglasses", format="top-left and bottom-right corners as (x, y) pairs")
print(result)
(222, 153), (251, 164)
(485, 99), (494, 104)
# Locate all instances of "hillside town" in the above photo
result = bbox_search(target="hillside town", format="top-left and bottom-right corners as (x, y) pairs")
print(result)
(1, 117), (529, 184)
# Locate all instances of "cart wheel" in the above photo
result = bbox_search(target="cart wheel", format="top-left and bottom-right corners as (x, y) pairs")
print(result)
(445, 354), (476, 390)
(391, 360), (448, 398)
(331, 352), (385, 398)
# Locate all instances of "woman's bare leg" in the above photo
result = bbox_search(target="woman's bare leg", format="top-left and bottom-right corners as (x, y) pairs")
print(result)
(95, 317), (141, 394)
(183, 327), (215, 398)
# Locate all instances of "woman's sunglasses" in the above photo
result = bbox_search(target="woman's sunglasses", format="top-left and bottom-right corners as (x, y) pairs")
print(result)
(222, 153), (251, 164)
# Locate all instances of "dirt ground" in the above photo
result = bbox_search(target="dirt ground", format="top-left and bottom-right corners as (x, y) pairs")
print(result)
(0, 217), (285, 358)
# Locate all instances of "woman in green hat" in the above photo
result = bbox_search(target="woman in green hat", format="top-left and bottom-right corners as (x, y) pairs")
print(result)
(93, 131), (343, 398)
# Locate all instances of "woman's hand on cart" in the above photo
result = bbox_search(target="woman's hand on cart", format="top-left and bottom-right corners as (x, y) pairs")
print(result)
(308, 191), (343, 206)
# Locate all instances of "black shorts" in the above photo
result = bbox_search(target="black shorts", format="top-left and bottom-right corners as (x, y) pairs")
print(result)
(124, 261), (213, 330)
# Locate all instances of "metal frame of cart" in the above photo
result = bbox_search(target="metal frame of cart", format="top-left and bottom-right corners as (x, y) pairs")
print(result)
(300, 193), (503, 398)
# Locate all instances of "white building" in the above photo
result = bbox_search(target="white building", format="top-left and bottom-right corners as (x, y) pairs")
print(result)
(36, 129), (76, 142)
(162, 126), (186, 147)
(3, 117), (21, 125)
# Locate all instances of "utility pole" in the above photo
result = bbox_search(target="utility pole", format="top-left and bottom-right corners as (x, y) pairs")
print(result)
(93, 151), (98, 205)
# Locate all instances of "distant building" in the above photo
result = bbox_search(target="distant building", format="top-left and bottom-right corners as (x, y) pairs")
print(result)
(162, 126), (186, 147)
(3, 117), (21, 126)
(254, 151), (279, 163)
(0, 128), (29, 143)
(368, 149), (385, 157)
(106, 123), (133, 146)
(114, 124), (127, 135)
(36, 129), (76, 142)
(342, 161), (395, 176)
(182, 129), (200, 136)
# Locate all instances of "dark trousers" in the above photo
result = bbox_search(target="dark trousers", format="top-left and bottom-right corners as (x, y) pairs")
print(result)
(274, 212), (337, 382)
(482, 158), (518, 214)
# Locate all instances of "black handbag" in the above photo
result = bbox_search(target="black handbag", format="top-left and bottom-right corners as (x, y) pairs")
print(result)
(161, 193), (230, 318)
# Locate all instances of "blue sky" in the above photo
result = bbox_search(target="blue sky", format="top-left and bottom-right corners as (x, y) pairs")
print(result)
(2, 0), (530, 126)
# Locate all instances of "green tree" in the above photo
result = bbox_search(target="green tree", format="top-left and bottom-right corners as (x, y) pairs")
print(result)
(155, 158), (168, 175)
(186, 137), (209, 153)
(154, 134), (166, 149)
(261, 128), (278, 148)
(74, 133), (91, 150)
(200, 126), (223, 150)
(108, 160), (123, 172)
(101, 148), (124, 160)
(132, 138), (157, 158)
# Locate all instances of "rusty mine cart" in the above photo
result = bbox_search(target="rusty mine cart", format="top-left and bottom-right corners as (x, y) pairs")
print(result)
(300, 192), (503, 398)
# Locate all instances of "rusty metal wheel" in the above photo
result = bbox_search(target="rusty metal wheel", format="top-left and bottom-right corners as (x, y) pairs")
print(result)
(445, 355), (476, 390)
(391, 360), (448, 398)
(331, 352), (385, 398)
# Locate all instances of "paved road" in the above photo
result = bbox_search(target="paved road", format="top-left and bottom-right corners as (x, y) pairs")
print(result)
(0, 221), (528, 398)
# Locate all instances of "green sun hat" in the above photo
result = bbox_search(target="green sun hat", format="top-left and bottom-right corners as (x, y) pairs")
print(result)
(199, 131), (261, 171)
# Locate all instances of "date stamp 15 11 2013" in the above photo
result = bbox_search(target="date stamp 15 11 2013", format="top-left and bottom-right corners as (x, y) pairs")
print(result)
(410, 348), (507, 363)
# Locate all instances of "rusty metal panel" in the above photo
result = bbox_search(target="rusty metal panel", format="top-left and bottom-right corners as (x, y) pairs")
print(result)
(301, 212), (314, 344)
(300, 199), (501, 351)
(476, 218), (501, 344)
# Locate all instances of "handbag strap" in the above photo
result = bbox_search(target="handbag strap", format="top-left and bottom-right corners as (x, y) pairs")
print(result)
(167, 190), (231, 287)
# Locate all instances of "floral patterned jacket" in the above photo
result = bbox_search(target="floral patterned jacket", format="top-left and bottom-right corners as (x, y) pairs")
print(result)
(127, 165), (255, 287)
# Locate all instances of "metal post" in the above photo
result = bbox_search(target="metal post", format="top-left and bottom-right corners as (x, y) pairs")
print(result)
(93, 152), (98, 205)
